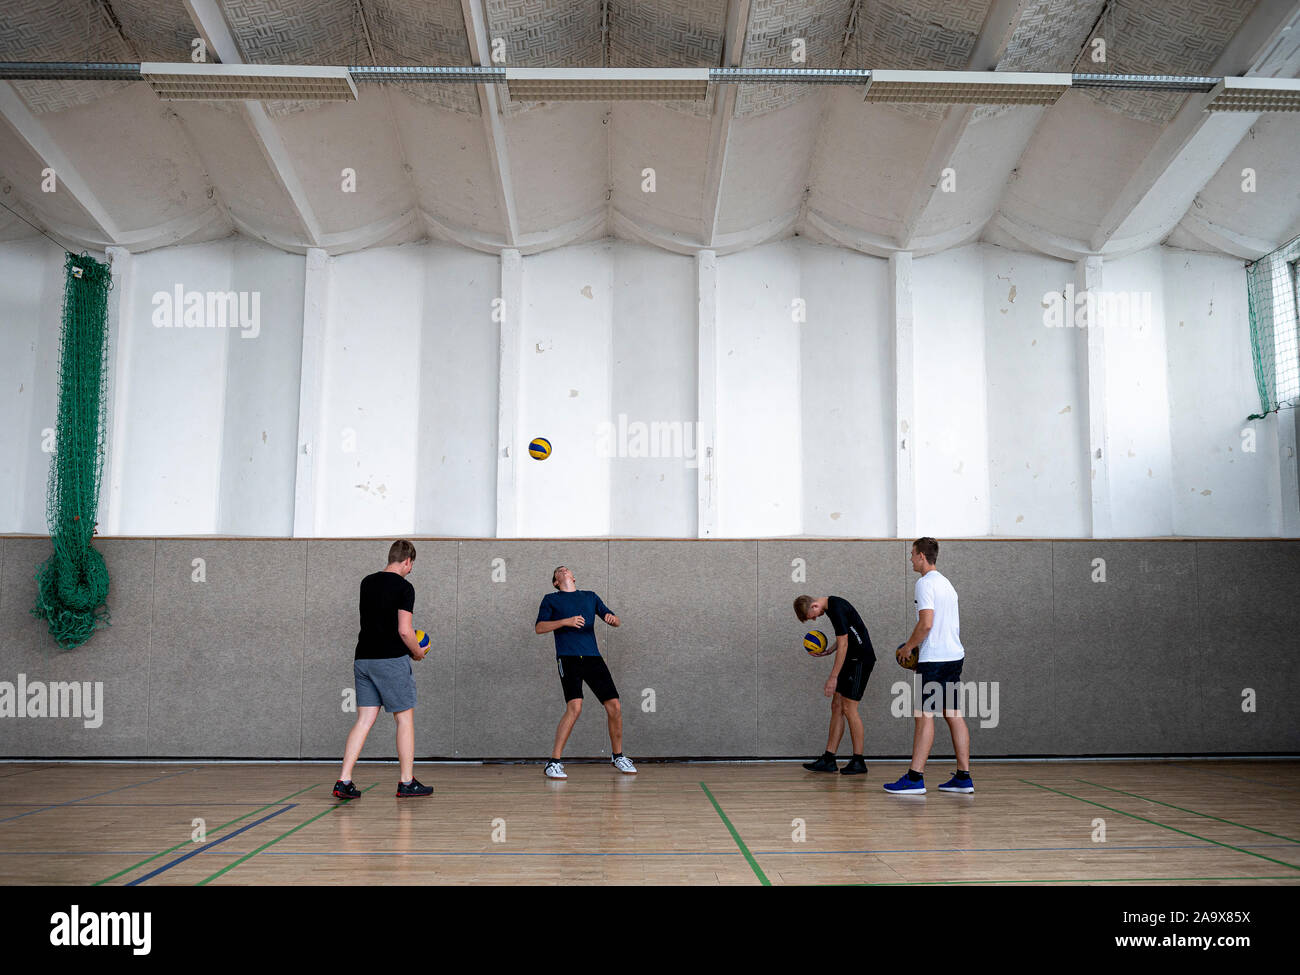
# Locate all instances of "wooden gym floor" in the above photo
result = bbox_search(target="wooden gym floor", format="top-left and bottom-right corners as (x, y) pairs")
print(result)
(1, 760), (1296, 886)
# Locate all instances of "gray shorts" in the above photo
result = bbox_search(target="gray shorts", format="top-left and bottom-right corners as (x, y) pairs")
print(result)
(354, 656), (416, 713)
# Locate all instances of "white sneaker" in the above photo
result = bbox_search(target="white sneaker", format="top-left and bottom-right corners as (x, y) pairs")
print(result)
(612, 755), (637, 774)
(544, 760), (566, 779)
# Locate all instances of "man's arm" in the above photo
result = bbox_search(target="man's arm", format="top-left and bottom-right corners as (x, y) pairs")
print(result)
(397, 609), (425, 661)
(823, 635), (848, 697)
(535, 617), (584, 634)
(900, 608), (934, 653)
(595, 594), (619, 627)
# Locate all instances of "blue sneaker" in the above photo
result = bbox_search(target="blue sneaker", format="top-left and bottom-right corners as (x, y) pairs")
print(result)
(938, 773), (974, 794)
(883, 772), (926, 795)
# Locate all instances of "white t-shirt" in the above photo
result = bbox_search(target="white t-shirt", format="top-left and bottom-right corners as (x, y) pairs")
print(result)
(915, 570), (964, 663)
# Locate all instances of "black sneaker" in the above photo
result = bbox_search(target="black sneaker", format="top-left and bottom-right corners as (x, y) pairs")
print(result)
(333, 780), (361, 800)
(395, 778), (433, 798)
(839, 758), (868, 776)
(803, 755), (838, 773)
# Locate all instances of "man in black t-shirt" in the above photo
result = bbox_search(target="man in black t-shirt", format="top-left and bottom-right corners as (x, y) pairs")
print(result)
(333, 540), (433, 800)
(793, 594), (877, 775)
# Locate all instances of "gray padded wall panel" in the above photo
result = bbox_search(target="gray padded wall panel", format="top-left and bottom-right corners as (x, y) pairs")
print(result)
(0, 538), (153, 756)
(934, 541), (1057, 756)
(1, 538), (1297, 758)
(301, 540), (457, 759)
(148, 540), (306, 756)
(608, 540), (758, 756)
(454, 541), (609, 758)
(757, 541), (907, 757)
(1051, 542), (1204, 754)
(1193, 541), (1300, 752)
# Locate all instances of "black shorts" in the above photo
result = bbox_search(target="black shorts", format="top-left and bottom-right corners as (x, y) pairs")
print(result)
(916, 658), (964, 714)
(557, 655), (619, 703)
(835, 656), (874, 702)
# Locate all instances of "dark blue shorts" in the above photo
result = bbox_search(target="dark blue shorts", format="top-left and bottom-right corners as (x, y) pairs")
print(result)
(915, 658), (964, 715)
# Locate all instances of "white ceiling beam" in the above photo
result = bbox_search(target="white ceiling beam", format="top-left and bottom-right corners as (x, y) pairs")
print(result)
(896, 0), (1033, 249)
(184, 0), (324, 248)
(461, 0), (520, 248)
(1089, 0), (1300, 253)
(702, 0), (751, 247)
(0, 82), (124, 245)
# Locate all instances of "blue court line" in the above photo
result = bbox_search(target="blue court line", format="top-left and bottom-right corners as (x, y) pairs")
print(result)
(6, 841), (1300, 860)
(0, 769), (196, 824)
(123, 805), (296, 886)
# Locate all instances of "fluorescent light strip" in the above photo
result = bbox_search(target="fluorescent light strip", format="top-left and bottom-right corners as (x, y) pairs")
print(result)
(863, 70), (1070, 105)
(504, 67), (710, 101)
(140, 62), (358, 101)
(1206, 77), (1300, 112)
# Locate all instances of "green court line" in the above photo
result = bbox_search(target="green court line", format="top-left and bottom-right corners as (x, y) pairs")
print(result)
(196, 784), (377, 885)
(1076, 778), (1300, 845)
(1021, 779), (1300, 872)
(830, 875), (1299, 887)
(699, 782), (770, 886)
(93, 784), (320, 886)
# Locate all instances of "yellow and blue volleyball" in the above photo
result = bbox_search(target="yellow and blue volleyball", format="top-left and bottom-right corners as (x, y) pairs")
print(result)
(415, 629), (430, 651)
(528, 437), (552, 460)
(803, 630), (829, 656)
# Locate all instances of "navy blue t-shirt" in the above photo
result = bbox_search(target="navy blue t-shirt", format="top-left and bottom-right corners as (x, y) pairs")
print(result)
(536, 590), (612, 657)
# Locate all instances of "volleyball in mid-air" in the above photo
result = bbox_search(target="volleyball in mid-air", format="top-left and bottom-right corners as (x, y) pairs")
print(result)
(803, 630), (830, 656)
(529, 437), (552, 460)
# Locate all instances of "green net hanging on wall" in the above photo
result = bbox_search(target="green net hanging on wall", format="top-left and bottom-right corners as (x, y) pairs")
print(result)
(1246, 234), (1300, 420)
(32, 253), (113, 649)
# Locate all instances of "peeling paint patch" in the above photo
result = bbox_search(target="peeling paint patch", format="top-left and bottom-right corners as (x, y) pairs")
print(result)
(581, 285), (593, 299)
(1008, 285), (1017, 303)
(953, 460), (964, 474)
(1059, 405), (1071, 414)
(1016, 515), (1024, 523)
(261, 430), (267, 444)
(1201, 489), (1211, 496)
(830, 512), (841, 520)
(569, 389), (579, 397)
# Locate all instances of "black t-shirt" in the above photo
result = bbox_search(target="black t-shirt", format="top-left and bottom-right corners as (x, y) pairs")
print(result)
(355, 571), (415, 660)
(825, 595), (875, 663)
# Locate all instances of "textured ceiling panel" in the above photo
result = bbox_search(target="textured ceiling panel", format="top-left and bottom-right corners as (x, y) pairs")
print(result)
(1000, 0), (1108, 71)
(110, 0), (203, 61)
(0, 0), (133, 113)
(363, 0), (479, 115)
(736, 0), (855, 117)
(608, 0), (727, 117)
(220, 0), (361, 116)
(487, 0), (603, 115)
(1081, 0), (1251, 124)
(843, 0), (991, 120)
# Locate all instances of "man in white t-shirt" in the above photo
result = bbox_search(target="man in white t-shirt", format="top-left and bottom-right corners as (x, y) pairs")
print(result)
(883, 537), (974, 795)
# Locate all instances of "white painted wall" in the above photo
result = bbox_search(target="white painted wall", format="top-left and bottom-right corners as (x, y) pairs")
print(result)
(984, 245), (1090, 536)
(315, 244), (423, 536)
(913, 244), (990, 537)
(798, 241), (892, 536)
(116, 239), (233, 534)
(715, 241), (803, 536)
(609, 245), (697, 536)
(0, 241), (64, 534)
(515, 242), (614, 536)
(218, 238), (304, 535)
(413, 244), (500, 537)
(1101, 247), (1175, 536)
(0, 234), (1276, 540)
(1163, 248), (1279, 535)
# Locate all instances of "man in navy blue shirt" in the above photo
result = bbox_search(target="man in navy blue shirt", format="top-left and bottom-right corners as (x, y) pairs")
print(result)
(535, 565), (636, 779)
